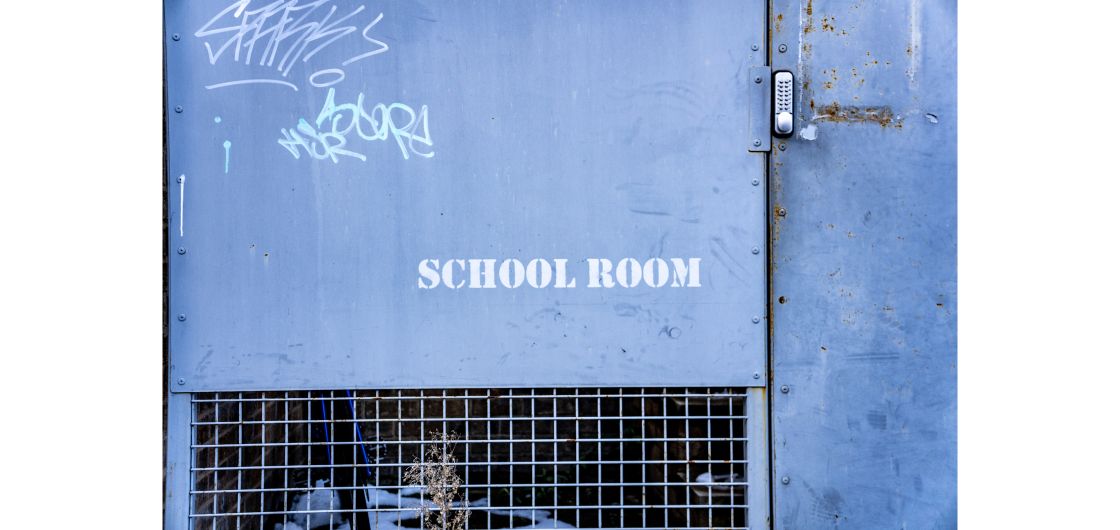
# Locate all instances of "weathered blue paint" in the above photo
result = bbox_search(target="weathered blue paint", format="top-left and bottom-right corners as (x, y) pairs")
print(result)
(165, 1), (770, 391)
(768, 0), (957, 528)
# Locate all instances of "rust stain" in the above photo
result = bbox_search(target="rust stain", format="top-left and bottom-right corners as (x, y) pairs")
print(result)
(768, 144), (783, 343)
(821, 16), (837, 32)
(771, 148), (784, 244)
(815, 102), (900, 127)
(821, 67), (839, 90)
(803, 0), (814, 34)
(775, 13), (783, 33)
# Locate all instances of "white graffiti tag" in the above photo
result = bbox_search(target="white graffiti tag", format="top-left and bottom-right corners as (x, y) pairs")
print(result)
(278, 88), (434, 163)
(195, 0), (389, 90)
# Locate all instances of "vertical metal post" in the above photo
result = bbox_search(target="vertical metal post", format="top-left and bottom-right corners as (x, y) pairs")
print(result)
(747, 388), (771, 529)
(165, 392), (193, 530)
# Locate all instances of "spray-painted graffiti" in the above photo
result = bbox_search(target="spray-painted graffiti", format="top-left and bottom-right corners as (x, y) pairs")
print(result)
(278, 88), (433, 163)
(195, 0), (389, 91)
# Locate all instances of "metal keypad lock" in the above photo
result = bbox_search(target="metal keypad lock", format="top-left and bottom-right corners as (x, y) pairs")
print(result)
(774, 71), (794, 137)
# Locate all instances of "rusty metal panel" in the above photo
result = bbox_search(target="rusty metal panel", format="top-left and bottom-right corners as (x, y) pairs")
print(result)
(768, 0), (957, 528)
(165, 0), (770, 392)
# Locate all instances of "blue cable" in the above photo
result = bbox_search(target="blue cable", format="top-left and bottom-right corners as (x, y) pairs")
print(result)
(345, 390), (374, 478)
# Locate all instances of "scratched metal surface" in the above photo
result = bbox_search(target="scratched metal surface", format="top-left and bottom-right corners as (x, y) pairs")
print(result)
(165, 0), (769, 391)
(769, 0), (957, 528)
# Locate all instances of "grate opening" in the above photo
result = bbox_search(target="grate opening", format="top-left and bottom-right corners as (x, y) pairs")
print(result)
(190, 388), (751, 529)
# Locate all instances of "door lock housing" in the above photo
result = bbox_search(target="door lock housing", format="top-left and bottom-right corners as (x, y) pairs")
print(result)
(773, 71), (794, 137)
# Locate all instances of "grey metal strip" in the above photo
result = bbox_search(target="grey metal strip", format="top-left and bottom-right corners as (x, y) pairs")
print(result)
(748, 66), (773, 153)
(164, 392), (193, 530)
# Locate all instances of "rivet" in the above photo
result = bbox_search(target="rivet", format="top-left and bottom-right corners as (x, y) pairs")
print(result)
(752, 316), (761, 324)
(174, 105), (183, 113)
(754, 76), (762, 84)
(751, 44), (759, 51)
(778, 144), (787, 151)
(177, 247), (186, 255)
(778, 44), (788, 53)
(177, 314), (186, 322)
(753, 372), (761, 379)
(177, 378), (186, 385)
(751, 247), (760, 255)
(753, 139), (762, 147)
(172, 33), (181, 41)
(781, 476), (791, 485)
(751, 179), (760, 186)
(778, 208), (787, 217)
(780, 385), (790, 393)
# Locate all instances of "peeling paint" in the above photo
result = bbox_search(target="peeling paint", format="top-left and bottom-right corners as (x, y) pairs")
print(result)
(799, 124), (818, 141)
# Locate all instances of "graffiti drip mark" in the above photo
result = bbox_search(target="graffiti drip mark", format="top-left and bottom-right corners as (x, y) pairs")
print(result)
(178, 174), (186, 237)
(223, 140), (232, 173)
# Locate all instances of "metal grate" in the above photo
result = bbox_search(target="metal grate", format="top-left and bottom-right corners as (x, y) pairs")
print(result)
(189, 388), (756, 530)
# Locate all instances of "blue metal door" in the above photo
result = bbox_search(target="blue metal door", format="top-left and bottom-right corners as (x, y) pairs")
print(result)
(767, 1), (957, 528)
(165, 0), (770, 392)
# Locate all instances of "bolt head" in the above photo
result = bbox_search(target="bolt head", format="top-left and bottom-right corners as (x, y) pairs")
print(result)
(778, 208), (787, 217)
(778, 144), (787, 151)
(176, 175), (184, 183)
(781, 476), (791, 485)
(778, 44), (788, 53)
(751, 179), (760, 186)
(753, 372), (761, 379)
(177, 378), (186, 385)
(754, 76), (762, 84)
(751, 247), (760, 255)
(172, 33), (181, 41)
(177, 314), (186, 322)
(177, 247), (186, 255)
(780, 385), (790, 393)
(752, 316), (761, 324)
(174, 105), (183, 113)
(753, 139), (762, 147)
(751, 44), (759, 51)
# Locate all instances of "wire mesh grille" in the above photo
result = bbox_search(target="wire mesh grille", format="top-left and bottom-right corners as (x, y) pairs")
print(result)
(190, 388), (752, 530)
